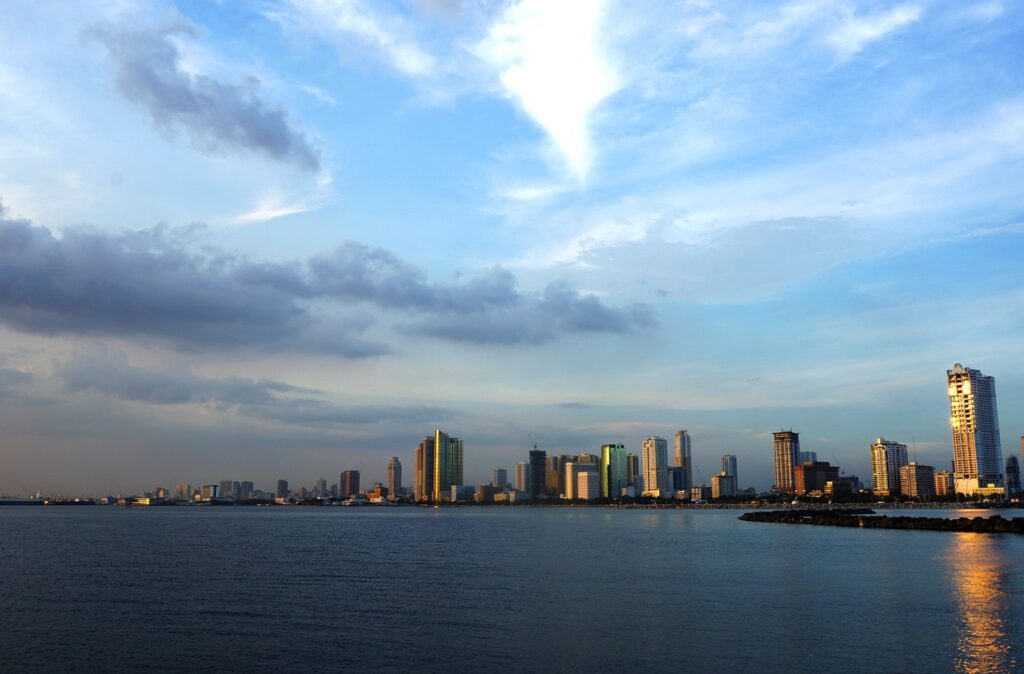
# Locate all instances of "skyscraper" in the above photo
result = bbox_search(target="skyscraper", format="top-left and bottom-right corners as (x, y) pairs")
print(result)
(948, 363), (1003, 494)
(529, 449), (546, 498)
(721, 454), (738, 485)
(870, 438), (908, 496)
(341, 470), (360, 497)
(674, 430), (693, 491)
(641, 436), (670, 497)
(315, 477), (328, 497)
(600, 443), (627, 498)
(387, 457), (402, 497)
(432, 429), (464, 502)
(625, 452), (640, 489)
(415, 435), (435, 502)
(492, 468), (508, 489)
(773, 431), (799, 494)
(275, 479), (289, 499)
(515, 461), (530, 493)
(711, 472), (736, 498)
(1005, 455), (1021, 496)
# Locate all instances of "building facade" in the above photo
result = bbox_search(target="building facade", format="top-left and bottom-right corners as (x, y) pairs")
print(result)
(674, 430), (693, 491)
(948, 363), (1003, 494)
(341, 470), (360, 497)
(1005, 455), (1021, 496)
(711, 472), (736, 498)
(641, 436), (671, 497)
(900, 463), (936, 498)
(492, 468), (508, 489)
(870, 438), (908, 496)
(600, 443), (627, 498)
(415, 436), (436, 502)
(387, 457), (402, 497)
(721, 454), (738, 485)
(794, 461), (840, 495)
(934, 471), (953, 497)
(529, 449), (547, 498)
(773, 431), (800, 493)
(432, 429), (464, 503)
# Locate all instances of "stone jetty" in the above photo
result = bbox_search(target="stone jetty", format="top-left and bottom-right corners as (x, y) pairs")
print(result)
(739, 509), (1024, 534)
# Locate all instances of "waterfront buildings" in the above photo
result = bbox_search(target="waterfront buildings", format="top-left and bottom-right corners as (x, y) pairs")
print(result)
(870, 438), (909, 497)
(674, 430), (693, 491)
(600, 443), (627, 498)
(529, 449), (546, 498)
(275, 479), (289, 499)
(341, 470), (360, 498)
(773, 431), (800, 493)
(721, 454), (738, 485)
(492, 468), (508, 489)
(900, 463), (936, 498)
(641, 436), (671, 497)
(432, 429), (464, 503)
(793, 462), (840, 495)
(948, 363), (1004, 494)
(414, 435), (435, 502)
(711, 472), (736, 498)
(564, 462), (600, 500)
(387, 457), (402, 497)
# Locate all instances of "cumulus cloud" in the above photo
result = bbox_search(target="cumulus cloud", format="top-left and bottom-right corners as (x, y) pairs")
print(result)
(57, 350), (453, 426)
(0, 208), (650, 350)
(90, 21), (321, 171)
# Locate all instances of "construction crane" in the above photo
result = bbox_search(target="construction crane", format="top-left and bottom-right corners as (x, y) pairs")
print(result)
(528, 433), (539, 452)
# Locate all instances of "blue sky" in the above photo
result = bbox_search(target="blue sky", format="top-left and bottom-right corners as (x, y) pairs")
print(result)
(0, 0), (1022, 495)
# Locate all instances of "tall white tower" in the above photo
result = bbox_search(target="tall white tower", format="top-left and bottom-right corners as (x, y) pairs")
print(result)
(948, 363), (1003, 494)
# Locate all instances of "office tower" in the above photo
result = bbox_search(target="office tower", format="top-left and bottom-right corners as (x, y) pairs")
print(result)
(674, 430), (693, 491)
(794, 462), (840, 495)
(275, 479), (289, 499)
(1005, 456), (1021, 495)
(415, 436), (436, 502)
(341, 470), (360, 497)
(529, 449), (547, 498)
(563, 462), (580, 500)
(516, 462), (530, 493)
(565, 462), (600, 500)
(641, 436), (670, 497)
(721, 454), (738, 484)
(600, 443), (627, 498)
(315, 478), (328, 497)
(948, 363), (1004, 494)
(625, 452), (640, 488)
(239, 481), (253, 500)
(773, 431), (800, 493)
(387, 457), (402, 497)
(798, 451), (818, 464)
(934, 471), (953, 497)
(711, 472), (736, 498)
(545, 455), (561, 496)
(558, 455), (574, 495)
(870, 438), (909, 496)
(219, 480), (233, 499)
(668, 466), (686, 493)
(900, 463), (936, 498)
(492, 468), (508, 489)
(432, 429), (464, 502)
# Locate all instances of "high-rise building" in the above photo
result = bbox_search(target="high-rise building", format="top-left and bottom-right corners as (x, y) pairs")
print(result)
(219, 480), (234, 499)
(341, 470), (360, 497)
(492, 468), (508, 489)
(674, 430), (693, 491)
(545, 455), (561, 496)
(1005, 455), (1021, 495)
(798, 451), (817, 464)
(794, 462), (840, 495)
(773, 431), (800, 493)
(721, 454), (738, 484)
(415, 436), (436, 502)
(387, 457), (402, 497)
(529, 449), (546, 498)
(641, 436), (670, 497)
(934, 471), (953, 497)
(275, 479), (289, 499)
(948, 363), (1004, 494)
(625, 452), (640, 489)
(870, 438), (909, 496)
(600, 443), (627, 498)
(315, 478), (328, 497)
(711, 471), (736, 498)
(515, 462), (530, 493)
(239, 481), (253, 500)
(668, 466), (686, 493)
(564, 462), (600, 500)
(432, 429), (464, 502)
(900, 463), (936, 498)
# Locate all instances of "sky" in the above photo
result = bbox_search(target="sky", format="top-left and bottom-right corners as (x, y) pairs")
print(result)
(0, 0), (1022, 496)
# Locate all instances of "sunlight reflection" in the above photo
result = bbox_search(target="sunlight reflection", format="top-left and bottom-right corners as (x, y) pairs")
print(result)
(947, 533), (1018, 674)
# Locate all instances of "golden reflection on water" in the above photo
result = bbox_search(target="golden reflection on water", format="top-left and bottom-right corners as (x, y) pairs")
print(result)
(947, 533), (1018, 674)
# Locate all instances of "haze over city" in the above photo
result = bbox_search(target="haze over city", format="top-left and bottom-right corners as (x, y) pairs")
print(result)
(1, 0), (1022, 496)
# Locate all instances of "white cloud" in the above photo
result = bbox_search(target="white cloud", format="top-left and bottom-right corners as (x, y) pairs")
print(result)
(473, 0), (623, 181)
(827, 4), (922, 58)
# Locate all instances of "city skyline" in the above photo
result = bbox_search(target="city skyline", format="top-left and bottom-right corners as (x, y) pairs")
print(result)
(1, 2), (1022, 495)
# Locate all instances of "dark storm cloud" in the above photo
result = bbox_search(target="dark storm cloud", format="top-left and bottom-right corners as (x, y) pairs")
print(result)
(0, 212), (386, 357)
(90, 21), (321, 171)
(57, 351), (453, 426)
(0, 210), (650, 350)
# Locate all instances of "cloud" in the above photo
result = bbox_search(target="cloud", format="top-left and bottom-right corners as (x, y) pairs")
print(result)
(474, 0), (622, 179)
(277, 0), (436, 77)
(0, 207), (650, 350)
(57, 350), (454, 427)
(0, 210), (385, 357)
(827, 4), (922, 59)
(0, 366), (33, 399)
(90, 20), (321, 171)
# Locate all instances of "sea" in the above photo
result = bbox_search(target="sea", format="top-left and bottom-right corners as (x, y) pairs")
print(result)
(0, 506), (1021, 673)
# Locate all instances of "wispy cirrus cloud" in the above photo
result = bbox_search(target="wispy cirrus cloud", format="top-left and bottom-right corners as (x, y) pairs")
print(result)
(90, 20), (322, 171)
(827, 4), (922, 59)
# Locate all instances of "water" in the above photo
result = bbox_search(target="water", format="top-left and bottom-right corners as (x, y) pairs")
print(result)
(1, 506), (1021, 673)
